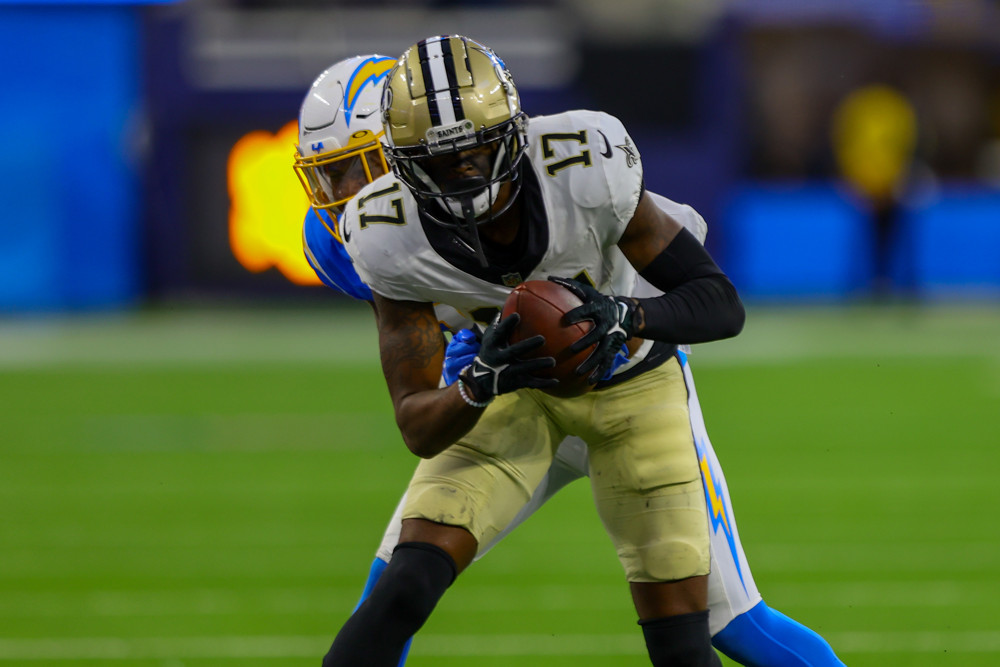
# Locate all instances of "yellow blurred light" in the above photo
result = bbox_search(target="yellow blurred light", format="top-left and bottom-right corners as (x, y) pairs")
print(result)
(227, 121), (321, 286)
(832, 84), (917, 203)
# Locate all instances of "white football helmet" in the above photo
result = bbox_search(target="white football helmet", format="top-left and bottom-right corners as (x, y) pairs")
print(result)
(294, 54), (396, 216)
(381, 36), (528, 265)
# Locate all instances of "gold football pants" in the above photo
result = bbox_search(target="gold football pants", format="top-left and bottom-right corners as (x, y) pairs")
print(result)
(402, 356), (710, 582)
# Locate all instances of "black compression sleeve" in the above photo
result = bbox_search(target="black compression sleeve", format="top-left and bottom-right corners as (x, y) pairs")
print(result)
(322, 542), (456, 666)
(640, 610), (721, 666)
(635, 227), (745, 344)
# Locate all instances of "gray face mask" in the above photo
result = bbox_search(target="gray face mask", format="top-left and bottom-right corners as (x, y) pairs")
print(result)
(452, 191), (492, 268)
(390, 120), (526, 267)
(442, 180), (499, 221)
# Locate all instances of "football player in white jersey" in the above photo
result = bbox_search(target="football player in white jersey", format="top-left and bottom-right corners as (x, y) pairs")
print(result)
(299, 53), (843, 667)
(322, 33), (744, 666)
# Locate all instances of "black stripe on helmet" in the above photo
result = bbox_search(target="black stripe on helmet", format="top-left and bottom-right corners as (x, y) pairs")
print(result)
(416, 39), (441, 126)
(439, 37), (465, 121)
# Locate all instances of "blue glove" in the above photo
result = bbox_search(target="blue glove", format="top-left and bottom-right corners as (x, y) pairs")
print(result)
(602, 342), (631, 381)
(445, 326), (628, 386)
(444, 325), (627, 387)
(442, 328), (481, 386)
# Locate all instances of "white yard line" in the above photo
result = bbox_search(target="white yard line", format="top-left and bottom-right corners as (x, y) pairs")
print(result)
(0, 631), (998, 660)
(830, 631), (1000, 653)
(0, 584), (623, 618)
(1, 305), (998, 368)
(0, 579), (990, 619)
(0, 308), (377, 369)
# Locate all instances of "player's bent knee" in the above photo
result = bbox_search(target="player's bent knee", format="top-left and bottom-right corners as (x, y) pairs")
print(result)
(641, 610), (722, 667)
(321, 542), (457, 667)
(381, 542), (457, 629)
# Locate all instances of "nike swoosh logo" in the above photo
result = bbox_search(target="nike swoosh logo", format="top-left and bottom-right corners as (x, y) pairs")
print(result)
(598, 130), (613, 159)
(342, 222), (352, 243)
(616, 300), (629, 321)
(355, 111), (376, 119)
(471, 364), (491, 378)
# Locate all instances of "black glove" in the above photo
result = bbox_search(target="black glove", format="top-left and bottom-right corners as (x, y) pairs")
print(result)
(548, 276), (639, 384)
(458, 313), (557, 403)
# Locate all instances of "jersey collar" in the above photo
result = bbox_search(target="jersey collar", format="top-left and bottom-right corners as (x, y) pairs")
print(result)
(418, 158), (549, 287)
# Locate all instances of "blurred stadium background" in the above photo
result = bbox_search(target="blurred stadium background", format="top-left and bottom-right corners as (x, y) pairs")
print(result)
(2, 0), (999, 665)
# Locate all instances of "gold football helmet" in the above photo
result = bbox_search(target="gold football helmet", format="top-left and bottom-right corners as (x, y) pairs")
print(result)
(382, 36), (528, 264)
(294, 55), (395, 216)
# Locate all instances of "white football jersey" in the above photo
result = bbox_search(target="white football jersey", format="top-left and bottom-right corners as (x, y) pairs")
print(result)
(341, 110), (648, 327)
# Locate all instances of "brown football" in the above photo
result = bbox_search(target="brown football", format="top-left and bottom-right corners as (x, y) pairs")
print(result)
(501, 279), (596, 398)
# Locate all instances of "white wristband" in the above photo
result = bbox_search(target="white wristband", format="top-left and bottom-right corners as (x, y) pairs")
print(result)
(456, 378), (493, 408)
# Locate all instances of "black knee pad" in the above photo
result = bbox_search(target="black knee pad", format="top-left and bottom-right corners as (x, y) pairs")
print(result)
(322, 542), (457, 667)
(380, 541), (458, 628)
(640, 610), (722, 667)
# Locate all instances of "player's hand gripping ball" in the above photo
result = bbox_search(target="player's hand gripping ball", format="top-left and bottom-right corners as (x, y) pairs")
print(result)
(501, 280), (598, 398)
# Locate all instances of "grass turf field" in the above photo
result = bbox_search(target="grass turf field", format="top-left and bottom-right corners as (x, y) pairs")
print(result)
(1, 302), (999, 666)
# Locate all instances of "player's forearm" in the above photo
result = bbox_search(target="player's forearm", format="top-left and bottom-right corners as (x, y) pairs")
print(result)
(633, 227), (745, 343)
(393, 386), (484, 458)
(632, 275), (744, 343)
(374, 294), (478, 457)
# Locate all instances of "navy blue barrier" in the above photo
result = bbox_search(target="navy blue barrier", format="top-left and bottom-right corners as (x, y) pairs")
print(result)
(0, 6), (141, 312)
(895, 188), (1000, 299)
(722, 183), (874, 301)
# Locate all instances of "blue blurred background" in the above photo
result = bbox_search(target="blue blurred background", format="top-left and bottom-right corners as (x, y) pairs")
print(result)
(1, 0), (998, 313)
(2, 5), (999, 665)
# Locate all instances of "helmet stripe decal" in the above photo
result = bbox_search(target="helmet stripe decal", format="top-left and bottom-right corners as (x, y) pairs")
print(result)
(416, 40), (441, 126)
(343, 56), (395, 126)
(439, 37), (466, 122)
(418, 37), (463, 127)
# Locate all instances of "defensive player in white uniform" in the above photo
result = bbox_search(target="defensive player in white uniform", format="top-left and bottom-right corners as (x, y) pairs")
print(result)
(297, 53), (844, 667)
